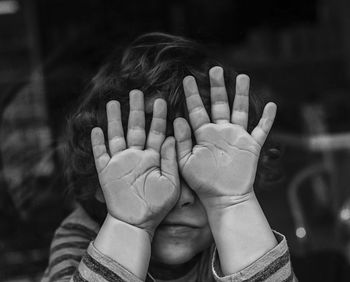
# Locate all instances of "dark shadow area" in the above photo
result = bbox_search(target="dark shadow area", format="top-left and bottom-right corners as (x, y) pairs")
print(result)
(1, 0), (350, 281)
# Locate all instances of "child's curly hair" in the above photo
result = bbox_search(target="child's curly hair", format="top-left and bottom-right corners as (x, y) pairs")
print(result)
(65, 32), (279, 213)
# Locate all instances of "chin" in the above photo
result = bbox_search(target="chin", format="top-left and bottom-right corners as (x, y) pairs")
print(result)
(151, 243), (197, 265)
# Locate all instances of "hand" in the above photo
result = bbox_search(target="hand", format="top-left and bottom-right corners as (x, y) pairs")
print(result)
(173, 66), (276, 211)
(91, 90), (180, 238)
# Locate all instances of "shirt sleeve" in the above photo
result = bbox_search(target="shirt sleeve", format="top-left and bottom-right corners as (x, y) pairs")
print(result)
(211, 231), (298, 282)
(68, 242), (144, 282)
(42, 241), (144, 282)
(41, 207), (144, 282)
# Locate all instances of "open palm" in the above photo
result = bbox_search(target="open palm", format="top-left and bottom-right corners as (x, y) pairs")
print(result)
(91, 91), (179, 235)
(174, 67), (276, 207)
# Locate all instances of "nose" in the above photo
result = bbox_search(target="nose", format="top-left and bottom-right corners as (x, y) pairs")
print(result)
(175, 178), (196, 208)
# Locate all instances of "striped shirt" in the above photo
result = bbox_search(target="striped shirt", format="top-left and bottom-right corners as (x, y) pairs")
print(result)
(42, 205), (297, 282)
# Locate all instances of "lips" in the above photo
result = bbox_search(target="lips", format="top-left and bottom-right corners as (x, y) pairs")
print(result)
(156, 220), (203, 238)
(157, 224), (199, 238)
(160, 222), (200, 228)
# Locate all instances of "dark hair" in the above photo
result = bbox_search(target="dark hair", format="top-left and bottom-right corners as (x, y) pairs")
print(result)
(65, 32), (279, 215)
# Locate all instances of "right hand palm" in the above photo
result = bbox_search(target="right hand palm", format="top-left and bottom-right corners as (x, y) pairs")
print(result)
(91, 91), (179, 236)
(99, 149), (178, 229)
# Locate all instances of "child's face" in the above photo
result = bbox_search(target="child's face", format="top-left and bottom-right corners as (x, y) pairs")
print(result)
(150, 179), (213, 265)
(144, 95), (213, 265)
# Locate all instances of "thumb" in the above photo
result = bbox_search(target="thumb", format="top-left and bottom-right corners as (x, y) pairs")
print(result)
(251, 102), (277, 147)
(173, 117), (192, 165)
(160, 137), (179, 186)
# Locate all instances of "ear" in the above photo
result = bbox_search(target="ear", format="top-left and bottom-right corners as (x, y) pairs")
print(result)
(95, 188), (106, 203)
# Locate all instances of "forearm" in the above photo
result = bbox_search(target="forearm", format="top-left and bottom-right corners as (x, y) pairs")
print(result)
(94, 213), (152, 281)
(207, 192), (277, 275)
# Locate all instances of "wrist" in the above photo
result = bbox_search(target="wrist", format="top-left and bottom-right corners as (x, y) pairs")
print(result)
(205, 192), (277, 274)
(106, 212), (156, 241)
(94, 213), (152, 280)
(106, 213), (154, 241)
(202, 191), (255, 218)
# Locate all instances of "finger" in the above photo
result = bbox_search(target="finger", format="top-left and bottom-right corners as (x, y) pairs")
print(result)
(160, 137), (179, 186)
(173, 117), (192, 162)
(251, 102), (277, 147)
(107, 100), (126, 155)
(127, 90), (146, 149)
(91, 127), (110, 173)
(209, 66), (230, 124)
(183, 76), (210, 133)
(146, 98), (167, 152)
(231, 74), (250, 129)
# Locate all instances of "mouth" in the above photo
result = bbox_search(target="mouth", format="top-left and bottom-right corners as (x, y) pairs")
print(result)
(157, 222), (201, 236)
(160, 222), (200, 228)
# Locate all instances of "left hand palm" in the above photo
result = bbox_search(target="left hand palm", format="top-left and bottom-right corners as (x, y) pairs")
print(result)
(181, 123), (260, 198)
(174, 67), (276, 206)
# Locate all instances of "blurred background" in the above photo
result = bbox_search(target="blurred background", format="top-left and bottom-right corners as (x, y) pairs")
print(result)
(0, 0), (350, 281)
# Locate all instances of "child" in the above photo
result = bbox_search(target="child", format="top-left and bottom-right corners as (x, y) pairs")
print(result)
(42, 32), (297, 281)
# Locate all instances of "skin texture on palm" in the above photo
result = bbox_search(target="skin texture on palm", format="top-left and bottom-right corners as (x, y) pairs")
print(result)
(91, 90), (180, 238)
(175, 122), (259, 199)
(174, 66), (277, 210)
